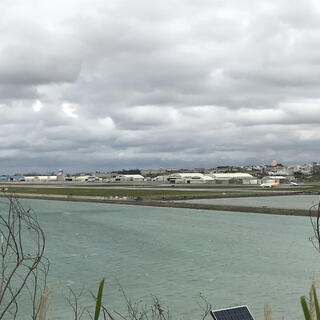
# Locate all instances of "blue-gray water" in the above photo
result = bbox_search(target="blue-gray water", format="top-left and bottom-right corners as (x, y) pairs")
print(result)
(0, 198), (319, 320)
(177, 195), (320, 210)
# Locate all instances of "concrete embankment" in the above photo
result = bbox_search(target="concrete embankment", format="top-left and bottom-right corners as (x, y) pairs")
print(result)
(0, 192), (315, 217)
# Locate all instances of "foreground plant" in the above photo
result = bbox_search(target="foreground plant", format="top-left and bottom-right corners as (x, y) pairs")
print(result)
(0, 195), (49, 319)
(301, 282), (320, 320)
(94, 278), (105, 320)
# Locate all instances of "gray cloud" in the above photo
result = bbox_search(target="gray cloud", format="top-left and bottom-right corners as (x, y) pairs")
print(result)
(1, 0), (320, 173)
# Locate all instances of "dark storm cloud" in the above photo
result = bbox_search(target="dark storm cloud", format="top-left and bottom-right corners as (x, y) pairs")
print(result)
(1, 0), (320, 172)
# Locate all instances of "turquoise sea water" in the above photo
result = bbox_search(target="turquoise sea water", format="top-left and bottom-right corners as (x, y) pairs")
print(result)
(0, 198), (319, 320)
(177, 195), (320, 210)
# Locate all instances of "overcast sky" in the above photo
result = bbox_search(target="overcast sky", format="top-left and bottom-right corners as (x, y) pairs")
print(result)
(1, 0), (320, 173)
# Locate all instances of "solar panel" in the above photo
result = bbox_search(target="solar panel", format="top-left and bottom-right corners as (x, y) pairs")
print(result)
(210, 305), (255, 320)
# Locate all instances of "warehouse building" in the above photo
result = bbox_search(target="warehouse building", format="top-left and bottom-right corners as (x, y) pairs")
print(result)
(168, 173), (215, 184)
(74, 175), (100, 182)
(24, 176), (58, 182)
(209, 172), (256, 184)
(115, 174), (145, 182)
(261, 176), (288, 184)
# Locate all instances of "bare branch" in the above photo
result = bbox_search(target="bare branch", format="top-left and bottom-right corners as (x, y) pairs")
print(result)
(64, 286), (88, 320)
(197, 293), (212, 320)
(309, 201), (320, 252)
(0, 195), (49, 319)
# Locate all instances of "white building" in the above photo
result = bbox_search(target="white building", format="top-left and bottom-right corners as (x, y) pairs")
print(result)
(261, 176), (287, 184)
(153, 175), (170, 182)
(115, 174), (145, 182)
(24, 176), (58, 182)
(75, 175), (100, 182)
(168, 173), (215, 184)
(209, 172), (256, 184)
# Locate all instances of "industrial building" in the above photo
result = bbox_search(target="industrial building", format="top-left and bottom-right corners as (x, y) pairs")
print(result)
(168, 173), (214, 184)
(209, 172), (256, 184)
(115, 174), (145, 182)
(166, 172), (257, 184)
(74, 175), (100, 182)
(24, 176), (58, 182)
(261, 176), (288, 184)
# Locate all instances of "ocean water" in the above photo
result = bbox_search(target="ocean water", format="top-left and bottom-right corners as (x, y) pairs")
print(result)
(176, 195), (320, 210)
(0, 198), (319, 320)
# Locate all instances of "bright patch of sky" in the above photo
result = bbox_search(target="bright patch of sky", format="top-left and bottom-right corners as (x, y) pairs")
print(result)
(32, 100), (43, 112)
(62, 103), (78, 118)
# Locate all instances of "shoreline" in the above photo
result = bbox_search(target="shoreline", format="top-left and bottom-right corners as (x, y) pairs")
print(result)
(0, 192), (315, 217)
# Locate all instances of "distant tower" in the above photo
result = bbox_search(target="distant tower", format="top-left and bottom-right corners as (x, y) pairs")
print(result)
(57, 168), (64, 181)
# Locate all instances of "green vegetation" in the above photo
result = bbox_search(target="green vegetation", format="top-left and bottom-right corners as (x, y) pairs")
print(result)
(5, 186), (223, 199)
(94, 278), (105, 320)
(3, 183), (317, 201)
(301, 284), (320, 320)
(75, 183), (255, 188)
(301, 295), (312, 320)
(300, 174), (320, 183)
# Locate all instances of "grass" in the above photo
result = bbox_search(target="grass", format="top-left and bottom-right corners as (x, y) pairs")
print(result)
(5, 186), (224, 199)
(3, 182), (317, 201)
(79, 183), (260, 189)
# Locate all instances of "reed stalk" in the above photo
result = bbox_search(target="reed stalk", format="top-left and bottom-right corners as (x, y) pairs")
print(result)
(94, 278), (105, 320)
(38, 285), (50, 320)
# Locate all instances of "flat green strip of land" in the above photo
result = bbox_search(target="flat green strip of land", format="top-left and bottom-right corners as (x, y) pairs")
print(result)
(5, 186), (223, 199)
(78, 184), (259, 189)
(4, 185), (315, 204)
